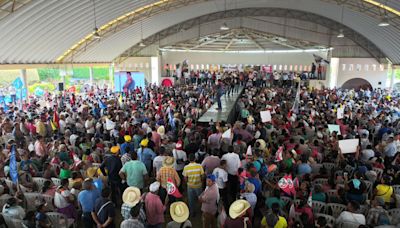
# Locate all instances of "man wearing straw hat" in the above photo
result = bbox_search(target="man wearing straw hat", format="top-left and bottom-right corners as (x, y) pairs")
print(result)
(121, 186), (146, 223)
(156, 156), (180, 203)
(224, 199), (252, 228)
(167, 201), (192, 228)
(100, 145), (122, 205)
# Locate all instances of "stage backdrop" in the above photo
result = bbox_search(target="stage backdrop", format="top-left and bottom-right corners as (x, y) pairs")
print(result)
(114, 71), (146, 92)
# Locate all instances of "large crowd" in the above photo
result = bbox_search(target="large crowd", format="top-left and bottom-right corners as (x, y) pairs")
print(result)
(0, 71), (399, 228)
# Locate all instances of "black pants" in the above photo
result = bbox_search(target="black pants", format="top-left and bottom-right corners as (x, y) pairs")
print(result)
(82, 212), (94, 228)
(219, 188), (229, 210)
(109, 180), (123, 205)
(227, 174), (239, 205)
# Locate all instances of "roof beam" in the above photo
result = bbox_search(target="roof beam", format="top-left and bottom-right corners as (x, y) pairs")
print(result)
(224, 38), (235, 50)
(244, 34), (264, 50)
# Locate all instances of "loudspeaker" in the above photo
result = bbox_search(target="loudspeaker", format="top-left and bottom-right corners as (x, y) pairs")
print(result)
(58, 82), (64, 91)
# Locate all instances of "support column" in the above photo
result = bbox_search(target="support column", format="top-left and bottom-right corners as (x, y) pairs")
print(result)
(109, 63), (114, 90)
(390, 65), (396, 90)
(20, 69), (27, 108)
(59, 69), (66, 86)
(89, 66), (94, 86)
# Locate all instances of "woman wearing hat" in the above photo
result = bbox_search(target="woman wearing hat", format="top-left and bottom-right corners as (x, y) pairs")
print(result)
(224, 199), (252, 228)
(167, 202), (192, 228)
(199, 174), (219, 228)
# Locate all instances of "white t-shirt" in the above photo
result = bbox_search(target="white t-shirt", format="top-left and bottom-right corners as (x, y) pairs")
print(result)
(221, 152), (241, 175)
(213, 167), (228, 189)
(336, 211), (366, 225)
(173, 149), (187, 171)
(153, 155), (166, 175)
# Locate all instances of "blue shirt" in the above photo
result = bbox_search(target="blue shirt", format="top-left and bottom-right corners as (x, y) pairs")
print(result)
(120, 142), (135, 155)
(297, 163), (312, 175)
(78, 189), (100, 213)
(137, 148), (156, 172)
(247, 177), (261, 194)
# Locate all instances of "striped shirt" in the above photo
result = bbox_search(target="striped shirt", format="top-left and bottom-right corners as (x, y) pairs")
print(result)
(183, 162), (204, 188)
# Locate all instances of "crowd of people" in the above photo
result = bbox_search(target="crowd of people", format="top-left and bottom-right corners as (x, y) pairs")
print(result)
(0, 71), (398, 228)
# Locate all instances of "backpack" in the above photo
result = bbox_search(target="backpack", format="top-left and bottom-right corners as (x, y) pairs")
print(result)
(255, 159), (268, 179)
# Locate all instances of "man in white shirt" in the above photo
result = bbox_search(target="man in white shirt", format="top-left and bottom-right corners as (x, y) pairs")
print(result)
(221, 146), (241, 205)
(336, 201), (366, 226)
(153, 147), (167, 176)
(212, 160), (228, 209)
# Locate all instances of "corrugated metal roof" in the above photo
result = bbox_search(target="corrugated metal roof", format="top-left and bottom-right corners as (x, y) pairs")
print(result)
(0, 0), (399, 63)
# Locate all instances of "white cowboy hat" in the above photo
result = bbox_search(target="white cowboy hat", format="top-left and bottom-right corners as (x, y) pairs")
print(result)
(170, 202), (189, 223)
(229, 199), (250, 219)
(122, 187), (141, 207)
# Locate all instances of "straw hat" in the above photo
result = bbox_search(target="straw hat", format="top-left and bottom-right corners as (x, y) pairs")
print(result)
(162, 156), (175, 167)
(110, 146), (120, 154)
(140, 139), (149, 147)
(124, 135), (132, 142)
(229, 199), (250, 219)
(170, 202), (189, 223)
(122, 187), (141, 207)
(157, 126), (165, 136)
(86, 167), (98, 179)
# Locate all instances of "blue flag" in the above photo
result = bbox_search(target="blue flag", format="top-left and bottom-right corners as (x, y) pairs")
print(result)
(10, 145), (18, 184)
(99, 99), (107, 109)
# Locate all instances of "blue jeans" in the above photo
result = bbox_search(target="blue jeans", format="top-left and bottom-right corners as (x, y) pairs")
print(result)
(217, 96), (222, 109)
(187, 187), (202, 216)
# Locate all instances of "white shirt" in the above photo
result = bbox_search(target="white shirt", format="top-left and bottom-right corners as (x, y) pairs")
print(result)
(221, 152), (241, 175)
(336, 211), (366, 225)
(153, 155), (166, 175)
(85, 119), (95, 134)
(173, 149), (187, 171)
(213, 167), (228, 189)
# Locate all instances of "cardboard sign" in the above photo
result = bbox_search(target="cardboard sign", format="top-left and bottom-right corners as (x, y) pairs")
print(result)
(337, 107), (344, 119)
(339, 139), (359, 154)
(328, 124), (341, 135)
(260, 110), (272, 123)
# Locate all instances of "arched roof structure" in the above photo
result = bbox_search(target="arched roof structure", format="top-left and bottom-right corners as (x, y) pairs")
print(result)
(0, 0), (399, 64)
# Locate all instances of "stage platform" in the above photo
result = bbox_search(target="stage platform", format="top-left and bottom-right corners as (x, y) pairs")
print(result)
(198, 86), (243, 124)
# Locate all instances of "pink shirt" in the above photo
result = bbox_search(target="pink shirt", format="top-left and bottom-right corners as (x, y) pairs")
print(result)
(151, 131), (161, 148)
(200, 183), (219, 215)
(144, 193), (165, 225)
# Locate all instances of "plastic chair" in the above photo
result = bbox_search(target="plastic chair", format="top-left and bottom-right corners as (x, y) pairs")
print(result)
(372, 167), (383, 178)
(33, 177), (49, 190)
(338, 221), (362, 228)
(327, 203), (346, 218)
(46, 212), (75, 228)
(2, 214), (21, 228)
(315, 213), (335, 227)
(19, 184), (29, 193)
(51, 177), (62, 186)
(388, 208), (400, 219)
(392, 185), (400, 195)
(313, 178), (329, 186)
(311, 164), (323, 174)
(42, 194), (55, 211)
(294, 199), (301, 207)
(23, 192), (42, 211)
(4, 179), (15, 195)
(326, 189), (337, 200)
(280, 196), (292, 206)
(312, 201), (326, 214)
(322, 162), (336, 171)
(0, 195), (12, 209)
(364, 180), (373, 197)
